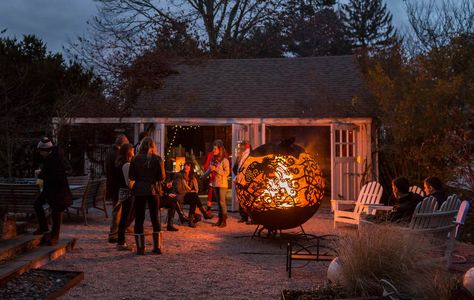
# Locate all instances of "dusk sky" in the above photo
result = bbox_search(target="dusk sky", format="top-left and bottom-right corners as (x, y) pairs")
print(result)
(0, 0), (410, 55)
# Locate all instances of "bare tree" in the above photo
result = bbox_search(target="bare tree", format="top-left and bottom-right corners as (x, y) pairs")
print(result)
(68, 0), (283, 91)
(405, 0), (474, 51)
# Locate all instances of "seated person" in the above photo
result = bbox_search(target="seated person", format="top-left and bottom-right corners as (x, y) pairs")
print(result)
(176, 161), (213, 228)
(162, 179), (189, 231)
(423, 176), (447, 208)
(388, 177), (423, 223)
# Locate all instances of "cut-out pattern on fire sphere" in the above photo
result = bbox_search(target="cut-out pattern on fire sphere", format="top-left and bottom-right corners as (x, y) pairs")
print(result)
(235, 139), (324, 230)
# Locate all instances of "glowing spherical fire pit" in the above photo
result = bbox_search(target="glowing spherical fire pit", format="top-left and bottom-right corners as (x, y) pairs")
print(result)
(235, 138), (324, 230)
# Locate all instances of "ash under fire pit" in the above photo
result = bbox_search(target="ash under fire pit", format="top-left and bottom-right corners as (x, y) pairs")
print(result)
(235, 138), (324, 233)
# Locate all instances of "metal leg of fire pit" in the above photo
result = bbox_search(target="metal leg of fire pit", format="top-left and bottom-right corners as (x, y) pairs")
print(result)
(251, 224), (261, 239)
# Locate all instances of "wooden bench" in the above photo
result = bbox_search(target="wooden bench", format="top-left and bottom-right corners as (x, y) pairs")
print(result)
(0, 183), (41, 214)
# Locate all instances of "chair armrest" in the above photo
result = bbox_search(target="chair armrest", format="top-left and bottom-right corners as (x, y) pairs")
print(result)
(364, 204), (393, 215)
(331, 199), (356, 212)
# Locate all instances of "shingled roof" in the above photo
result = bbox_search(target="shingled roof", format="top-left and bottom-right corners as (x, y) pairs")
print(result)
(132, 55), (376, 119)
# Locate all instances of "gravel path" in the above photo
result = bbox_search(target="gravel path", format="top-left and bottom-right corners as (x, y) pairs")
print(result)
(42, 205), (474, 300)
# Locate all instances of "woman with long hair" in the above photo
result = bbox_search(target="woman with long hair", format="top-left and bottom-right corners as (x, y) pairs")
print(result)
(176, 161), (213, 227)
(205, 140), (230, 228)
(129, 137), (165, 254)
(115, 143), (135, 250)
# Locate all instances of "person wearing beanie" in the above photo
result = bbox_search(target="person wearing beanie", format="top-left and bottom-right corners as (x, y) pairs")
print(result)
(106, 134), (130, 243)
(34, 137), (72, 246)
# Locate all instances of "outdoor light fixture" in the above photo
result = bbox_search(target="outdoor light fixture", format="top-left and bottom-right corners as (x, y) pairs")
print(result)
(235, 138), (324, 231)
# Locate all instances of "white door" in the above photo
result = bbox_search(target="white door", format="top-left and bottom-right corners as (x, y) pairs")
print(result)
(331, 123), (360, 201)
(231, 124), (250, 211)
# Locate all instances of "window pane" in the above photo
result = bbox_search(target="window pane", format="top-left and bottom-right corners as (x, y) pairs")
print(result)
(336, 145), (340, 157)
(342, 130), (347, 143)
(348, 130), (354, 143)
(349, 144), (354, 157)
(335, 130), (340, 143)
(342, 144), (347, 157)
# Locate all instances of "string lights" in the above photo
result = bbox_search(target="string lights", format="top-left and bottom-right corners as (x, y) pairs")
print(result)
(166, 125), (200, 157)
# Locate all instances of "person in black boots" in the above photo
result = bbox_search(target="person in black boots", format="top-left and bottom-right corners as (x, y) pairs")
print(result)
(204, 140), (230, 228)
(34, 137), (72, 246)
(115, 143), (135, 251)
(232, 140), (252, 224)
(106, 134), (129, 243)
(163, 179), (189, 227)
(129, 137), (165, 255)
(176, 161), (213, 228)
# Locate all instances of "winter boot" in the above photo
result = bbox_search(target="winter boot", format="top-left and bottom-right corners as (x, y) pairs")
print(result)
(218, 214), (227, 228)
(134, 234), (145, 255)
(212, 212), (222, 227)
(199, 205), (213, 220)
(167, 214), (178, 231)
(188, 214), (197, 228)
(152, 232), (163, 254)
(176, 202), (190, 224)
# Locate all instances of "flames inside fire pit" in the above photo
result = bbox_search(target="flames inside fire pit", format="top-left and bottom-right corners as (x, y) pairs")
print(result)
(235, 138), (324, 230)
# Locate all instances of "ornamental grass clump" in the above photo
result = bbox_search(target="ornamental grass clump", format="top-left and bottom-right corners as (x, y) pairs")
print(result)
(336, 224), (456, 299)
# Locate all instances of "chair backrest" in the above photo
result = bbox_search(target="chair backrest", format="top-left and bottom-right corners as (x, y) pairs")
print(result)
(409, 196), (438, 229)
(68, 175), (90, 198)
(354, 181), (383, 214)
(95, 179), (107, 204)
(409, 185), (425, 197)
(81, 180), (100, 209)
(455, 200), (470, 239)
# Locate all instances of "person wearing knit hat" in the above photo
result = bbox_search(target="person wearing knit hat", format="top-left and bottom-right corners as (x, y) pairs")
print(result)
(34, 137), (72, 246)
(37, 137), (54, 150)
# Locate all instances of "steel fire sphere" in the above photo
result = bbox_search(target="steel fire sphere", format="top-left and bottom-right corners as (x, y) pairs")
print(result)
(235, 138), (324, 230)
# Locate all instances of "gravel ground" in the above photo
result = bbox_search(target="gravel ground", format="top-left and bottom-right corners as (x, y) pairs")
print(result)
(41, 204), (474, 300)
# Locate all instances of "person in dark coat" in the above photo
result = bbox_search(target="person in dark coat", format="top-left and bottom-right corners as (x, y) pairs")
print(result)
(34, 137), (72, 246)
(232, 140), (252, 224)
(423, 176), (447, 208)
(128, 137), (165, 255)
(106, 134), (129, 243)
(388, 177), (423, 223)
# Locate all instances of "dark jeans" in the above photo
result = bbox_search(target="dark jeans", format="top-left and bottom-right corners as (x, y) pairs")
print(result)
(184, 192), (203, 217)
(117, 189), (135, 244)
(160, 196), (177, 222)
(134, 195), (161, 234)
(34, 195), (62, 236)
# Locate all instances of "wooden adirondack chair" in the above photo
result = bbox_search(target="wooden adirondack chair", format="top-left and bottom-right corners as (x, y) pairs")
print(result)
(409, 185), (425, 197)
(408, 195), (461, 266)
(454, 200), (470, 240)
(332, 181), (383, 229)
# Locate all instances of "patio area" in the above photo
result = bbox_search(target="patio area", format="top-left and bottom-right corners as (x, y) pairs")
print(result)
(38, 200), (474, 300)
(40, 203), (338, 299)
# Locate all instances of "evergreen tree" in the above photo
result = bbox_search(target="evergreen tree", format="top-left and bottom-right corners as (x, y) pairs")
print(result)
(340, 0), (397, 51)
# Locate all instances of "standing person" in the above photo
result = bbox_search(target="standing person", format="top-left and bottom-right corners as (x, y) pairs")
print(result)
(134, 131), (148, 154)
(205, 140), (230, 228)
(176, 162), (213, 228)
(34, 137), (72, 246)
(423, 176), (447, 207)
(116, 144), (135, 250)
(232, 140), (252, 224)
(203, 148), (215, 214)
(106, 134), (129, 243)
(128, 137), (165, 255)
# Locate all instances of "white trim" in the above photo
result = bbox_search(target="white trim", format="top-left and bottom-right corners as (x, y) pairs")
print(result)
(52, 117), (373, 126)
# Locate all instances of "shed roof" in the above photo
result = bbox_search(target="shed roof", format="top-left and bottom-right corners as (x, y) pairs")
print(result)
(131, 55), (375, 119)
